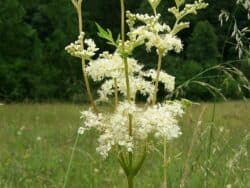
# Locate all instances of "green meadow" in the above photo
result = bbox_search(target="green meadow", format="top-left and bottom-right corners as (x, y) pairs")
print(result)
(0, 101), (249, 188)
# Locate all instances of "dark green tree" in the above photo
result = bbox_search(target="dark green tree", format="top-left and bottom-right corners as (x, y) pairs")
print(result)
(0, 0), (43, 100)
(186, 21), (219, 63)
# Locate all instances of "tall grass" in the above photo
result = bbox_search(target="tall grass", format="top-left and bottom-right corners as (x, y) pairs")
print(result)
(0, 101), (249, 187)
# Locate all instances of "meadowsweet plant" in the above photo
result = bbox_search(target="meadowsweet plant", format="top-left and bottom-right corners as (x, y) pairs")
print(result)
(65, 0), (207, 187)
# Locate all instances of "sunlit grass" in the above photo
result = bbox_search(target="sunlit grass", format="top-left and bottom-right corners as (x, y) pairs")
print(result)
(0, 101), (249, 187)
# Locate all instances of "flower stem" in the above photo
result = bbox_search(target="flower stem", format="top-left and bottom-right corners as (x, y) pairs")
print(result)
(152, 50), (168, 188)
(120, 0), (131, 102)
(152, 50), (163, 105)
(120, 0), (135, 187)
(74, 1), (98, 114)
(114, 78), (119, 108)
(127, 175), (134, 188)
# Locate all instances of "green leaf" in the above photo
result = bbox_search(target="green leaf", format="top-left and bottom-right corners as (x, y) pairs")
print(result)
(96, 23), (118, 47)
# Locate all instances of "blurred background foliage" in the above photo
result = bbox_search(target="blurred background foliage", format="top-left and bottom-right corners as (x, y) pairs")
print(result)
(0, 0), (249, 102)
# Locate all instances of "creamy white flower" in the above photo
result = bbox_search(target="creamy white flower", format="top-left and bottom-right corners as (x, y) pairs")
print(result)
(86, 53), (156, 102)
(86, 53), (142, 81)
(65, 32), (99, 59)
(117, 101), (137, 115)
(97, 74), (155, 102)
(135, 101), (183, 139)
(168, 0), (208, 20)
(90, 53), (176, 102)
(145, 33), (183, 55)
(80, 109), (104, 131)
(125, 11), (183, 56)
(80, 101), (184, 158)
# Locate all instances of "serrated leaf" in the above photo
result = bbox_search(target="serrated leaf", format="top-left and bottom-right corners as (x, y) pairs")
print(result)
(96, 22), (117, 47)
(116, 34), (120, 45)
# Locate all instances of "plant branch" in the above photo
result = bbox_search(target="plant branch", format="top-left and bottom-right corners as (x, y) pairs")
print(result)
(133, 143), (147, 176)
(152, 50), (163, 105)
(114, 78), (119, 108)
(72, 0), (98, 114)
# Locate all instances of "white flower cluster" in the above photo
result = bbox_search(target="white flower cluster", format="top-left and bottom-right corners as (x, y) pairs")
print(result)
(65, 32), (99, 60)
(86, 53), (142, 81)
(78, 109), (104, 134)
(135, 101), (184, 140)
(145, 33), (183, 54)
(97, 75), (155, 102)
(86, 52), (175, 102)
(65, 0), (205, 162)
(168, 0), (208, 19)
(125, 11), (182, 56)
(168, 0), (208, 35)
(121, 0), (207, 56)
(80, 101), (184, 158)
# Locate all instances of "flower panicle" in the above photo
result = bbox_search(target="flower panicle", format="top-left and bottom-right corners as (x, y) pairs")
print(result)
(65, 32), (99, 60)
(79, 101), (185, 158)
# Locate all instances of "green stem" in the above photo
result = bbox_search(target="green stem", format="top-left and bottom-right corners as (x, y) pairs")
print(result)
(114, 78), (119, 108)
(152, 50), (167, 188)
(74, 1), (98, 114)
(118, 153), (129, 175)
(120, 0), (131, 102)
(120, 0), (135, 187)
(152, 50), (163, 105)
(133, 144), (147, 176)
(127, 175), (134, 188)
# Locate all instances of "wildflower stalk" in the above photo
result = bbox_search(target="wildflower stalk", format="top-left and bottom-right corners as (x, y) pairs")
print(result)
(152, 49), (168, 188)
(72, 0), (98, 114)
(114, 78), (119, 108)
(152, 50), (163, 105)
(120, 0), (135, 187)
(65, 1), (209, 187)
(120, 0), (131, 102)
